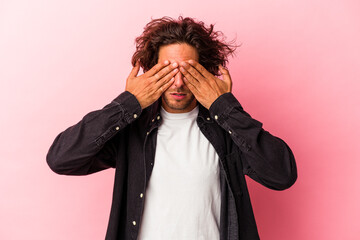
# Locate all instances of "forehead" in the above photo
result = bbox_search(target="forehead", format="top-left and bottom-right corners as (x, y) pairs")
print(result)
(158, 43), (199, 63)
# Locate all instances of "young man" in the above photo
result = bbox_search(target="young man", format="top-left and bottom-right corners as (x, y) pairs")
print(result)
(47, 16), (297, 240)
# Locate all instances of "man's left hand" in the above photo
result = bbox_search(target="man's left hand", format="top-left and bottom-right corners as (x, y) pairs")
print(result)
(179, 60), (232, 109)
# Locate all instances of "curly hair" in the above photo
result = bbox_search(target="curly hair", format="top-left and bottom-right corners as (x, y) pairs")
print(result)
(131, 16), (238, 76)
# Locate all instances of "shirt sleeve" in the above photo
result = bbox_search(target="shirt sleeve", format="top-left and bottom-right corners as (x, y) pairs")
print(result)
(46, 91), (142, 175)
(209, 92), (297, 190)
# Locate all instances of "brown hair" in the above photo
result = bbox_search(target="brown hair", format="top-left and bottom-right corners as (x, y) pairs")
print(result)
(131, 16), (238, 76)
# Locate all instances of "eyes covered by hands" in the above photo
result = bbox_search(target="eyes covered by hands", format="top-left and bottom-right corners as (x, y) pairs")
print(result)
(178, 59), (232, 109)
(125, 59), (232, 110)
(125, 60), (179, 109)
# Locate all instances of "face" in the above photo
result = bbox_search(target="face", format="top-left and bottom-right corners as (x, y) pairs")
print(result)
(158, 43), (199, 113)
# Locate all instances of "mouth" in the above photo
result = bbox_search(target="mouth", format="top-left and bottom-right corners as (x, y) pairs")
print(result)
(170, 92), (186, 100)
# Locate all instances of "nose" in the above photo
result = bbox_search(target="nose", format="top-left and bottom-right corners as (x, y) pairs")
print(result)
(173, 71), (185, 88)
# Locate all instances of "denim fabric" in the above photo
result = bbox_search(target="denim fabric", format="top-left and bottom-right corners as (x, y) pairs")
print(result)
(47, 91), (297, 240)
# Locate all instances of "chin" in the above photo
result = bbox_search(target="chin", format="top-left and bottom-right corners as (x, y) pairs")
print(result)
(162, 95), (197, 113)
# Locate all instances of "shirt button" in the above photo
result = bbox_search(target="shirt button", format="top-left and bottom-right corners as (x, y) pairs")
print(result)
(140, 193), (143, 198)
(228, 130), (232, 134)
(157, 116), (161, 120)
(206, 117), (210, 121)
(214, 115), (218, 120)
(133, 114), (138, 119)
(132, 221), (136, 226)
(152, 119), (155, 122)
(115, 126), (120, 131)
(150, 162), (153, 166)
(146, 132), (149, 135)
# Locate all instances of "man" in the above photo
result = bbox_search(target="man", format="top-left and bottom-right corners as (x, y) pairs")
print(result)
(47, 16), (297, 240)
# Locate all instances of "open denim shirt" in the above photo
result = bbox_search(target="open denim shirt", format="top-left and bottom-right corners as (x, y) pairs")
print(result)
(47, 91), (297, 240)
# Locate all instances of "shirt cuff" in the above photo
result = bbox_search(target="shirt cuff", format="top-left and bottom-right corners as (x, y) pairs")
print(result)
(112, 91), (142, 123)
(209, 92), (243, 123)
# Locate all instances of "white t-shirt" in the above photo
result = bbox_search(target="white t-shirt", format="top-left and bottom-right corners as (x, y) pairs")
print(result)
(137, 106), (221, 240)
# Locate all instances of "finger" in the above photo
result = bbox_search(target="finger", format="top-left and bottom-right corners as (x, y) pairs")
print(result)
(155, 77), (175, 94)
(187, 60), (214, 80)
(145, 60), (170, 77)
(180, 62), (206, 82)
(152, 62), (179, 81)
(180, 67), (200, 87)
(154, 67), (179, 88)
(219, 65), (232, 83)
(219, 65), (232, 91)
(180, 68), (200, 90)
(129, 60), (140, 78)
(183, 76), (200, 95)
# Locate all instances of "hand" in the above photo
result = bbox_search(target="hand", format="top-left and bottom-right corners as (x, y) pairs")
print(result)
(126, 60), (179, 109)
(179, 60), (232, 109)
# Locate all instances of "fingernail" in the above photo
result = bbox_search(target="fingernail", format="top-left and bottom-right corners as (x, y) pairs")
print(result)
(164, 60), (169, 64)
(180, 62), (187, 67)
(172, 62), (178, 67)
(180, 67), (185, 72)
(189, 60), (194, 64)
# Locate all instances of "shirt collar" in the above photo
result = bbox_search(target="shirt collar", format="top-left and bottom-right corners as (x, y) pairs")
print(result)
(148, 99), (213, 127)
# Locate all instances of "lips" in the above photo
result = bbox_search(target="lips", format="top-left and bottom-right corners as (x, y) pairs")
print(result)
(170, 92), (186, 100)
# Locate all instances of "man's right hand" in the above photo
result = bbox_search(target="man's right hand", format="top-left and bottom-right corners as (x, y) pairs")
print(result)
(125, 60), (178, 109)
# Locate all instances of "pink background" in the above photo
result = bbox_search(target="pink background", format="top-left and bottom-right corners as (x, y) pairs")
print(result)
(1, 0), (360, 239)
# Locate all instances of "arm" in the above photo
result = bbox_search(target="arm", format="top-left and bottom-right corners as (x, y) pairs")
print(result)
(209, 93), (297, 190)
(46, 91), (141, 175)
(180, 60), (297, 190)
(47, 60), (178, 175)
